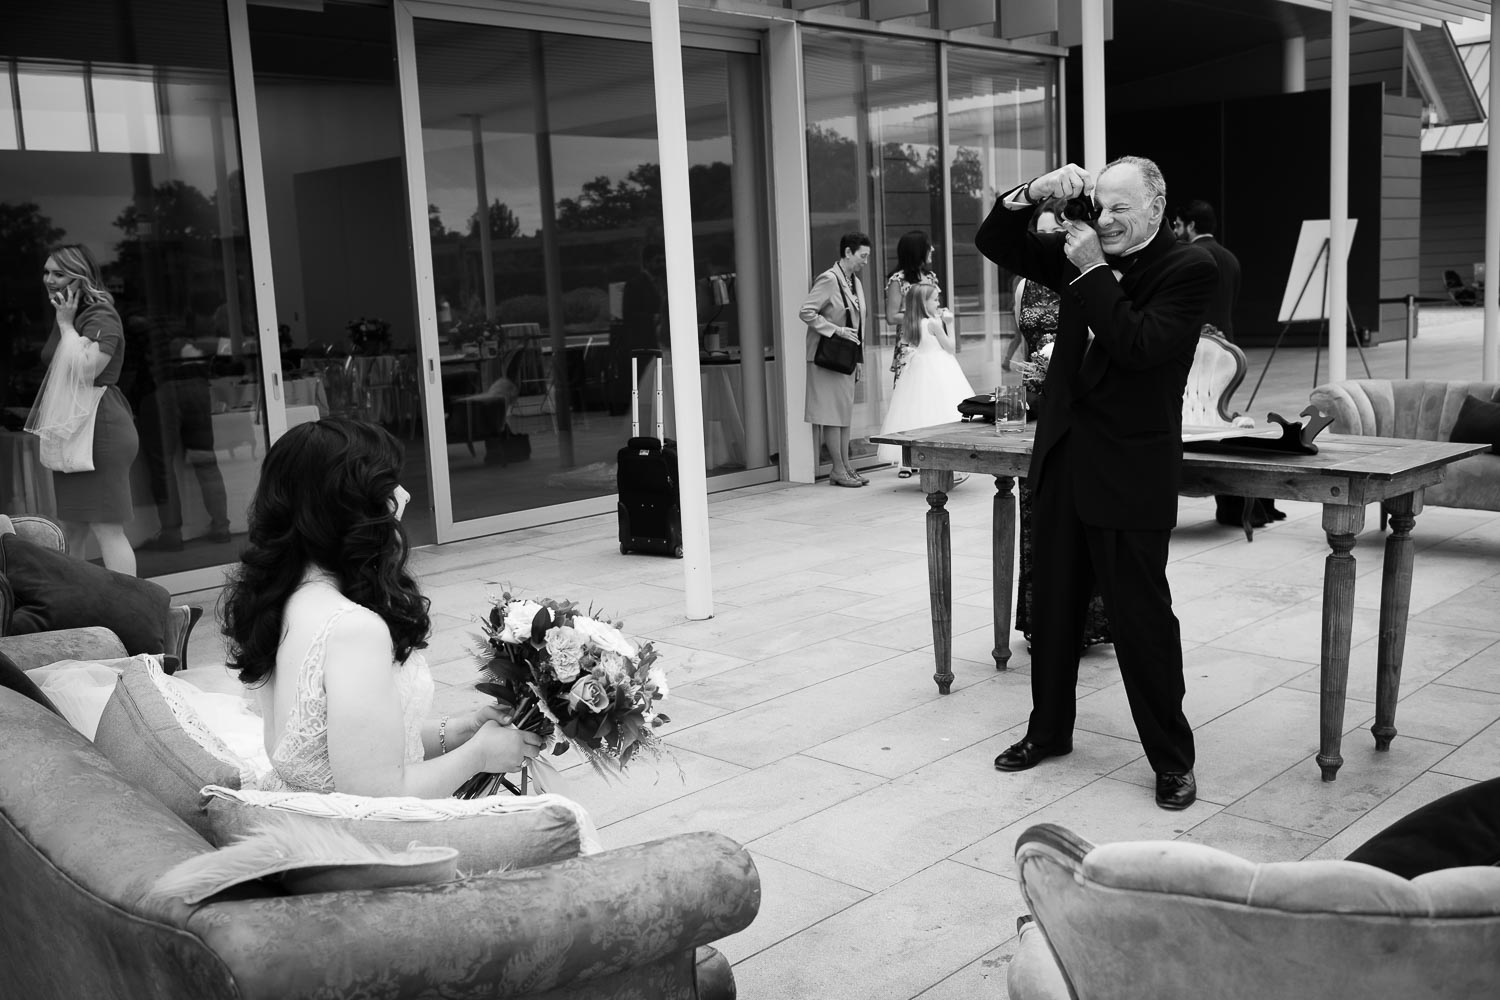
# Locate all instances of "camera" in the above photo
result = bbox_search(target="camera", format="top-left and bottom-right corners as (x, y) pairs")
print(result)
(1059, 195), (1099, 223)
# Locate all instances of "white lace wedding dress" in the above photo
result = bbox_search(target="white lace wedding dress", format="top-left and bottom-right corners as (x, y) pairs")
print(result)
(256, 578), (434, 792)
(876, 316), (976, 466)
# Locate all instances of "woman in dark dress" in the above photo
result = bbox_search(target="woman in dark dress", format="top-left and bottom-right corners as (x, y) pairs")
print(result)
(1012, 206), (1110, 648)
(36, 244), (139, 574)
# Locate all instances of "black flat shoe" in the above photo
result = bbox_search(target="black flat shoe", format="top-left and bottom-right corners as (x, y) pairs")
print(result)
(1155, 770), (1197, 810)
(994, 738), (1072, 772)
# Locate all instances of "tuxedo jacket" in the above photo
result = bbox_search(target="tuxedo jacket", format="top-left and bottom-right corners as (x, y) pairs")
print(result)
(976, 192), (1217, 530)
(1195, 235), (1241, 337)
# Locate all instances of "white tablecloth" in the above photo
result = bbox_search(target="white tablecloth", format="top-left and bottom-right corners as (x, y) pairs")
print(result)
(637, 358), (782, 471)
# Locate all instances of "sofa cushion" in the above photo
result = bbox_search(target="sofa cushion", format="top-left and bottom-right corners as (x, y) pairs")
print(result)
(204, 785), (595, 873)
(151, 812), (458, 904)
(94, 659), (246, 840)
(1450, 394), (1500, 454)
(0, 648), (60, 715)
(0, 534), (170, 653)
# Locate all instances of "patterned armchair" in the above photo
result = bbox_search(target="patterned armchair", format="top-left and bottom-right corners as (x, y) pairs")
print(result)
(0, 678), (760, 1000)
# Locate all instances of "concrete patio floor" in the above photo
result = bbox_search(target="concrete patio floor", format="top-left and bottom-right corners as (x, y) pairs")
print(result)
(173, 307), (1500, 1000)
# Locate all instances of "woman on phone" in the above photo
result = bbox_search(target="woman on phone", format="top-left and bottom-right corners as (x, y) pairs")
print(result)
(30, 244), (139, 574)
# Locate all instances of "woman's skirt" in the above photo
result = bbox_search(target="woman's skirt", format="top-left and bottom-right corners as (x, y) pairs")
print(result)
(54, 386), (138, 524)
(804, 362), (855, 426)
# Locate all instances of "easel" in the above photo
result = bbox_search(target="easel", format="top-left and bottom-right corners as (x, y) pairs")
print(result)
(1246, 224), (1372, 411)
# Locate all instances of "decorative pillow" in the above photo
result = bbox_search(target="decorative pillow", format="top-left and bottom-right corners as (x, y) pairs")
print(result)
(0, 534), (171, 654)
(94, 659), (248, 839)
(151, 811), (457, 904)
(203, 785), (597, 873)
(0, 648), (61, 716)
(1449, 393), (1500, 455)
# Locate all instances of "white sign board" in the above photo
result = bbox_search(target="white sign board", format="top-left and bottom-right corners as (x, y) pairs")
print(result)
(1277, 219), (1358, 324)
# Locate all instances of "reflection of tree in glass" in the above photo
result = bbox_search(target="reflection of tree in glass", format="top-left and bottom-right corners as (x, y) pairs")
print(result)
(469, 199), (521, 239)
(429, 204), (460, 242)
(0, 201), (67, 321)
(0, 201), (68, 397)
(113, 179), (219, 250)
(806, 124), (858, 213)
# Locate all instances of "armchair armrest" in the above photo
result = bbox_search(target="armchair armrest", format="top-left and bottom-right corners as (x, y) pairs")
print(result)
(0, 626), (128, 670)
(193, 831), (760, 1000)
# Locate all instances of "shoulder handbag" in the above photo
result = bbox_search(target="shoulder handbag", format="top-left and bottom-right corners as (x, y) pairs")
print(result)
(812, 272), (863, 375)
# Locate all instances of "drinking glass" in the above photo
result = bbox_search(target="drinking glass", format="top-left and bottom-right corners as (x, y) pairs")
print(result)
(995, 384), (1027, 433)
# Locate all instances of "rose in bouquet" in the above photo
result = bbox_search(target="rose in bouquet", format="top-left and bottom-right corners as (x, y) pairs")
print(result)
(455, 591), (675, 798)
(1011, 333), (1055, 398)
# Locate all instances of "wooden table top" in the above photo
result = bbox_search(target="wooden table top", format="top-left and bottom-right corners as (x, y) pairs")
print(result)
(872, 422), (1490, 483)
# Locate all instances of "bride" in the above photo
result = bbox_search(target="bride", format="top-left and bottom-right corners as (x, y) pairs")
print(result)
(876, 282), (976, 469)
(218, 417), (542, 796)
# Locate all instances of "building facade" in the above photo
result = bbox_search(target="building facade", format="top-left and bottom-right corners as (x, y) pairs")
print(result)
(0, 0), (1062, 590)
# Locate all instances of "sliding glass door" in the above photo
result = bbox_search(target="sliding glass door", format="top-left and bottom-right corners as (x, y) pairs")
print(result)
(396, 3), (774, 540)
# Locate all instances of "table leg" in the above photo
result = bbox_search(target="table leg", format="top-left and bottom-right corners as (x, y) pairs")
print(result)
(921, 469), (955, 694)
(1318, 503), (1365, 781)
(1373, 492), (1417, 752)
(992, 475), (1016, 670)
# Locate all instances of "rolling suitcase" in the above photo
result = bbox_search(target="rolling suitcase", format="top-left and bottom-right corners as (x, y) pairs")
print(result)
(617, 350), (683, 558)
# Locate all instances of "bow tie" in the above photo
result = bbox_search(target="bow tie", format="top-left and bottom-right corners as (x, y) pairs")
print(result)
(1104, 252), (1138, 271)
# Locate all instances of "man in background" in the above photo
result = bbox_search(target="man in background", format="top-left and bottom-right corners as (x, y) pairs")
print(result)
(1172, 199), (1240, 341)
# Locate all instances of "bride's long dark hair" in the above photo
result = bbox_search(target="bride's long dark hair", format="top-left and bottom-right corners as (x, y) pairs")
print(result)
(220, 418), (430, 687)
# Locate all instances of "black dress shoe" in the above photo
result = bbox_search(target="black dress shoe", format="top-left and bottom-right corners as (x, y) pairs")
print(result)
(994, 738), (1072, 772)
(1155, 770), (1197, 810)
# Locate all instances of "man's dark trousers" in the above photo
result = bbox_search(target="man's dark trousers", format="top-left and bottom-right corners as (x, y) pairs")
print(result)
(1027, 435), (1195, 775)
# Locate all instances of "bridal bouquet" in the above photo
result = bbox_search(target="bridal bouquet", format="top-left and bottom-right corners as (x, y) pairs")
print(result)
(1011, 334), (1055, 397)
(455, 592), (674, 798)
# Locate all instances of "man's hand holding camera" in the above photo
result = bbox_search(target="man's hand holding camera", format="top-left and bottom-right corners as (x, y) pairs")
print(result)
(1028, 163), (1091, 203)
(1027, 163), (1105, 272)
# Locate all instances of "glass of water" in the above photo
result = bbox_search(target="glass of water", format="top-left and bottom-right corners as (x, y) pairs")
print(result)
(994, 385), (1027, 433)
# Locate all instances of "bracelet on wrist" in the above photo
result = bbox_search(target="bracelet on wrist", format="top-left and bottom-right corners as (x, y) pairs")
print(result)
(1024, 178), (1039, 204)
(438, 715), (449, 754)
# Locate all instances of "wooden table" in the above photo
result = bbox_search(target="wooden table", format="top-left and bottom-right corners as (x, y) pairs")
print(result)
(872, 422), (1490, 781)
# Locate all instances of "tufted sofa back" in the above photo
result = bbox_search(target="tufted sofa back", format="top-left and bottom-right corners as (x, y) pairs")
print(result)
(1310, 379), (1500, 441)
(1181, 333), (1249, 427)
(1307, 380), (1500, 512)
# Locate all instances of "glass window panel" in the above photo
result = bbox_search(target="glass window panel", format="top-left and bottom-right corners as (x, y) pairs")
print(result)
(946, 47), (1058, 384)
(92, 69), (162, 154)
(1, 3), (262, 581)
(17, 64), (90, 151)
(802, 29), (940, 466)
(0, 70), (17, 150)
(412, 19), (774, 528)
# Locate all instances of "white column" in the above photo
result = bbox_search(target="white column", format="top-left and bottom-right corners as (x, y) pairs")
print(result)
(649, 0), (713, 619)
(1081, 0), (1107, 169)
(1486, 12), (1500, 380)
(768, 21), (814, 483)
(1284, 35), (1306, 93)
(728, 56), (769, 468)
(1327, 0), (1350, 383)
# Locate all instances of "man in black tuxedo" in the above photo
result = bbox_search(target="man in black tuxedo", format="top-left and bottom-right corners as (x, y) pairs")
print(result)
(1172, 199), (1241, 340)
(975, 156), (1216, 810)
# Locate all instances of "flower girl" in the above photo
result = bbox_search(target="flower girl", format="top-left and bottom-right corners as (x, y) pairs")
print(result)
(876, 283), (976, 469)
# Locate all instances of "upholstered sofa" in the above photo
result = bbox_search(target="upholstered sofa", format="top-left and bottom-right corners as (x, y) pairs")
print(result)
(1007, 823), (1500, 1000)
(0, 513), (201, 671)
(1308, 380), (1500, 512)
(1, 652), (760, 999)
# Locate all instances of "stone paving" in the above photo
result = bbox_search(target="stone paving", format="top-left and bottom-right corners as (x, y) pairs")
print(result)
(175, 306), (1500, 999)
